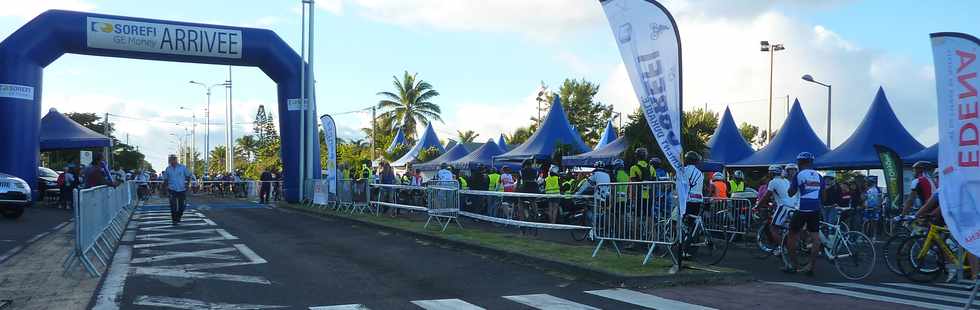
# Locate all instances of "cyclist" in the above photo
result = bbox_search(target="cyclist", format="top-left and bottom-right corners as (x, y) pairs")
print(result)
(756, 165), (794, 256)
(902, 161), (936, 215)
(710, 172), (728, 199)
(916, 188), (979, 286)
(681, 151), (705, 242)
(575, 161), (611, 196)
(436, 163), (454, 182)
(785, 152), (823, 275)
(729, 170), (746, 196)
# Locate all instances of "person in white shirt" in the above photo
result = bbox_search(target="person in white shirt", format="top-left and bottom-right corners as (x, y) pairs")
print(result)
(756, 164), (793, 256)
(576, 161), (611, 197)
(436, 163), (455, 182)
(163, 154), (196, 225)
(682, 151), (705, 217)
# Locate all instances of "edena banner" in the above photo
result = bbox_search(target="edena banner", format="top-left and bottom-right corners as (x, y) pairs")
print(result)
(930, 32), (980, 255)
(86, 17), (243, 59)
(600, 0), (687, 211)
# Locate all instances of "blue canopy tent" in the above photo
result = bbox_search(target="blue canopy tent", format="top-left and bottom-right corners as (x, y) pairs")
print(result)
(594, 121), (617, 151)
(731, 99), (830, 167)
(814, 88), (925, 169)
(450, 140), (506, 170)
(495, 97), (590, 163)
(497, 134), (509, 151)
(706, 107), (754, 164)
(445, 139), (458, 150)
(391, 124), (445, 167)
(414, 143), (471, 171)
(385, 128), (406, 154)
(904, 143), (937, 164)
(40, 108), (111, 151)
(562, 137), (627, 167)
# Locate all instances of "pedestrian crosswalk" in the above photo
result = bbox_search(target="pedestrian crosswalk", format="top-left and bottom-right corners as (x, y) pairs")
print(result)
(308, 288), (714, 309)
(772, 280), (980, 310)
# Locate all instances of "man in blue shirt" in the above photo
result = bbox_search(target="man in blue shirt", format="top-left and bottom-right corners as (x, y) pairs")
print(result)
(785, 152), (824, 275)
(163, 154), (195, 225)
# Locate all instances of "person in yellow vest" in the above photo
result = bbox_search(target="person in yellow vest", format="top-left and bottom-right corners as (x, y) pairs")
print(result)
(488, 168), (502, 192)
(611, 159), (629, 206)
(729, 170), (746, 197)
(628, 148), (657, 238)
(454, 167), (469, 190)
(544, 165), (561, 224)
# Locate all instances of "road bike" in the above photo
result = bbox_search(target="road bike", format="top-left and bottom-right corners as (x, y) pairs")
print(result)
(882, 215), (918, 276)
(681, 204), (732, 265)
(781, 207), (877, 280)
(753, 204), (787, 259)
(898, 222), (973, 283)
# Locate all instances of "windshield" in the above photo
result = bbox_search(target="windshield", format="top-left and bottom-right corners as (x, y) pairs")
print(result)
(38, 167), (59, 178)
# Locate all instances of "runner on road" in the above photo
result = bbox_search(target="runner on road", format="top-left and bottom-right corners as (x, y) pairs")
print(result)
(163, 154), (195, 225)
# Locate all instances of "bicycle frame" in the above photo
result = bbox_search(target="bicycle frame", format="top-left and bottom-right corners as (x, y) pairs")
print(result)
(916, 224), (971, 278)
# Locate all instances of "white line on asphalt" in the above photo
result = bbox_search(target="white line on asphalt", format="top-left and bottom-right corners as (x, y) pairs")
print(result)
(122, 230), (137, 242)
(829, 282), (974, 305)
(25, 231), (50, 244)
(131, 267), (272, 285)
(52, 221), (70, 231)
(939, 282), (973, 290)
(146, 246), (267, 271)
(132, 295), (286, 309)
(411, 298), (485, 310)
(137, 228), (226, 239)
(769, 282), (960, 310)
(309, 305), (371, 310)
(0, 245), (23, 264)
(883, 282), (974, 296)
(502, 294), (600, 310)
(133, 236), (236, 249)
(131, 247), (238, 264)
(216, 229), (237, 240)
(92, 245), (132, 310)
(586, 288), (717, 310)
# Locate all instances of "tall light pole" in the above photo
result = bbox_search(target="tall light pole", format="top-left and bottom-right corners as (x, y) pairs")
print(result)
(802, 74), (832, 147)
(225, 66), (234, 174)
(760, 41), (785, 143)
(179, 107), (199, 175)
(612, 111), (623, 135)
(536, 82), (548, 126)
(189, 80), (230, 174)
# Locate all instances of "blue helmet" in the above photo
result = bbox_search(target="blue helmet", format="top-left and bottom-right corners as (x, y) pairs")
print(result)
(796, 152), (815, 161)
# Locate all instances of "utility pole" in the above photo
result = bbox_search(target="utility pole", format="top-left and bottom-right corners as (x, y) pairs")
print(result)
(104, 112), (111, 167)
(225, 66), (234, 174)
(760, 41), (785, 143)
(371, 106), (377, 160)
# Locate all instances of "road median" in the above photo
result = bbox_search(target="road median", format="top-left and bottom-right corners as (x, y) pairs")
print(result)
(281, 203), (751, 288)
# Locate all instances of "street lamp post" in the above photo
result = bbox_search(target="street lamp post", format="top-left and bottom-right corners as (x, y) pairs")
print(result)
(179, 107), (198, 175)
(189, 80), (230, 174)
(760, 41), (785, 143)
(802, 74), (832, 147)
(612, 111), (623, 135)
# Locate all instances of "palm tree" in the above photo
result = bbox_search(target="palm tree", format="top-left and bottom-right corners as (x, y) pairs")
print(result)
(236, 135), (258, 161)
(376, 71), (442, 140)
(456, 130), (479, 143)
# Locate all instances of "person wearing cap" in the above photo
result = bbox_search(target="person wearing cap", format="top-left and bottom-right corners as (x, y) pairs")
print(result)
(903, 161), (936, 215)
(544, 164), (562, 223)
(729, 170), (746, 196)
(436, 162), (454, 182)
(163, 154), (195, 225)
(58, 164), (78, 209)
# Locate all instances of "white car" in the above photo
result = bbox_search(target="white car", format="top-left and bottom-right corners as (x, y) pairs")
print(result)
(0, 172), (32, 219)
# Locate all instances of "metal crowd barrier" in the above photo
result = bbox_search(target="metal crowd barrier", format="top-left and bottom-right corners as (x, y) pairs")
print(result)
(592, 181), (677, 265)
(64, 181), (136, 277)
(702, 198), (753, 236)
(370, 183), (428, 212)
(456, 190), (594, 230)
(425, 180), (462, 231)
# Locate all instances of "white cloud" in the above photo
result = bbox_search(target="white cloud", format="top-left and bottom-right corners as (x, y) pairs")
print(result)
(0, 0), (96, 19)
(317, 0), (344, 15)
(447, 90), (541, 142)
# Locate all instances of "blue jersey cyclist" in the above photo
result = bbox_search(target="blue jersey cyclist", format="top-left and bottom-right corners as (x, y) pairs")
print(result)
(785, 151), (824, 275)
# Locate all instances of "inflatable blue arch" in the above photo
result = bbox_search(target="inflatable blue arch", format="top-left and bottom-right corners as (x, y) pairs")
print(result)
(0, 10), (320, 202)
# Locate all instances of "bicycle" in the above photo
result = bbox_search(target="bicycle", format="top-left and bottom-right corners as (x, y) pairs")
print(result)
(753, 204), (785, 259)
(781, 207), (877, 280)
(680, 204), (730, 265)
(898, 222), (973, 283)
(882, 215), (918, 276)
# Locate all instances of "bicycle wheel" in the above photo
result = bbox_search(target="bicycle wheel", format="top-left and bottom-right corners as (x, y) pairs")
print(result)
(683, 229), (720, 264)
(901, 235), (944, 283)
(883, 234), (910, 276)
(755, 224), (781, 259)
(832, 231), (877, 280)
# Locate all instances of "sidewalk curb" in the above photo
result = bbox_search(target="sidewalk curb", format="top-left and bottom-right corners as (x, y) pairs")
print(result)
(282, 204), (753, 288)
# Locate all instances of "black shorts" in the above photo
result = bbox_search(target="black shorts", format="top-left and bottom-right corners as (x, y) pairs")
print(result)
(685, 202), (702, 216)
(790, 211), (821, 233)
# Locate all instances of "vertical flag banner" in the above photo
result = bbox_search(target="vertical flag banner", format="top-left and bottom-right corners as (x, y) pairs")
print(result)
(600, 0), (686, 211)
(873, 145), (904, 211)
(320, 114), (338, 197)
(930, 32), (980, 255)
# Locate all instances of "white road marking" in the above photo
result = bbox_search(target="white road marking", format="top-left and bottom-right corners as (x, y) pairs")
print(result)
(830, 282), (973, 305)
(131, 247), (239, 264)
(770, 282), (960, 310)
(52, 221), (70, 231)
(133, 236), (235, 249)
(411, 298), (485, 310)
(122, 230), (137, 242)
(131, 267), (272, 285)
(92, 245), (132, 310)
(502, 294), (600, 310)
(133, 295), (286, 309)
(883, 282), (974, 296)
(137, 228), (227, 239)
(145, 245), (266, 271)
(309, 305), (371, 310)
(586, 288), (716, 310)
(25, 231), (50, 244)
(0, 245), (24, 264)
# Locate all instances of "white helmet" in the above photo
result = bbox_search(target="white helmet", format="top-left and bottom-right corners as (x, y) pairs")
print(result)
(733, 170), (745, 179)
(713, 172), (726, 181)
(767, 165), (783, 175)
(784, 163), (799, 171)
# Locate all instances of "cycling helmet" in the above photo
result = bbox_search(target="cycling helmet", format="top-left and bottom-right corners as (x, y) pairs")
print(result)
(784, 163), (799, 171)
(713, 173), (726, 181)
(933, 168), (940, 176)
(767, 165), (783, 175)
(440, 162), (449, 169)
(684, 151), (702, 163)
(796, 152), (815, 161)
(912, 161), (933, 169)
(611, 159), (625, 168)
(635, 147), (648, 158)
(593, 161), (606, 169)
(549, 164), (560, 174)
(649, 157), (662, 166)
(733, 170), (745, 179)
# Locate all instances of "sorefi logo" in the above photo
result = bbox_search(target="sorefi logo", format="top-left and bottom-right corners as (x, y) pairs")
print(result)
(90, 21), (113, 33)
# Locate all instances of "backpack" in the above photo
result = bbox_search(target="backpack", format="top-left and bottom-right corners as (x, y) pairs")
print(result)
(57, 173), (65, 188)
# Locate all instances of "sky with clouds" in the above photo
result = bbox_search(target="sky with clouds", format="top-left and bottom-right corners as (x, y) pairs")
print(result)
(1, 0), (976, 170)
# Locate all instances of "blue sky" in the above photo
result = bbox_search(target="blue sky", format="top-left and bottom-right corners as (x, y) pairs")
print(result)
(1, 0), (976, 169)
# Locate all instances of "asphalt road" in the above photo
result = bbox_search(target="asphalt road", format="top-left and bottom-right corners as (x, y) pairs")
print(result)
(87, 195), (971, 309)
(0, 205), (71, 264)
